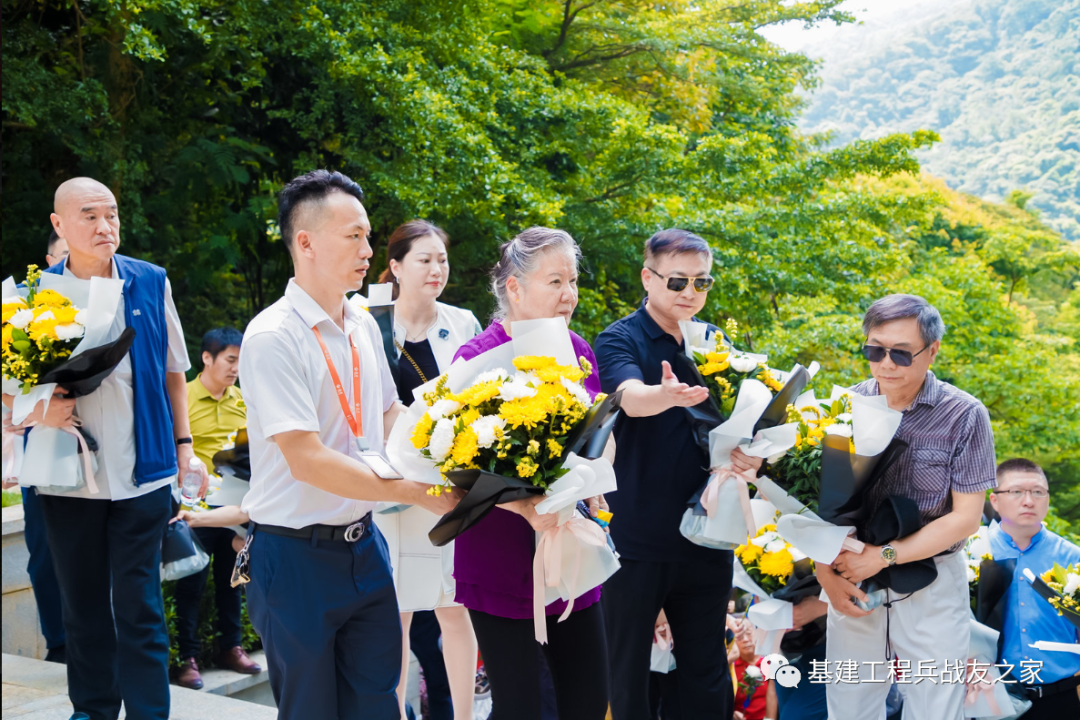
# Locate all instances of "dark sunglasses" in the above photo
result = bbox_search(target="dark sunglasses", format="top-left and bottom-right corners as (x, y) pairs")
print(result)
(647, 267), (715, 293)
(861, 344), (929, 367)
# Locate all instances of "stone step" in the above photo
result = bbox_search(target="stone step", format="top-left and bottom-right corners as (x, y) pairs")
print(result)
(2, 653), (277, 719)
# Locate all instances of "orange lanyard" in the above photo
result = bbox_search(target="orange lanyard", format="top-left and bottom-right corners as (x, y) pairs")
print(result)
(311, 325), (364, 442)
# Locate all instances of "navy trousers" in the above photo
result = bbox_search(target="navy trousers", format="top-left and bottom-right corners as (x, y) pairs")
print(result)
(603, 556), (734, 720)
(247, 524), (402, 720)
(21, 487), (66, 651)
(38, 485), (173, 720)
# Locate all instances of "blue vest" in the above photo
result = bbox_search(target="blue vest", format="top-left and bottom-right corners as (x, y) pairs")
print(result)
(45, 254), (178, 485)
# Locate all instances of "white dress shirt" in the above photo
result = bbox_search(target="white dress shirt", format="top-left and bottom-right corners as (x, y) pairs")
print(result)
(240, 279), (397, 528)
(38, 259), (191, 500)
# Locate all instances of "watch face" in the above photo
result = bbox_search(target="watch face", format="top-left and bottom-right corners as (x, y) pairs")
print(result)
(882, 546), (897, 562)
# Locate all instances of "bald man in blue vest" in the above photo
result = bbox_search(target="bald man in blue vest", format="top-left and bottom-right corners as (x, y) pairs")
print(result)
(2, 177), (206, 720)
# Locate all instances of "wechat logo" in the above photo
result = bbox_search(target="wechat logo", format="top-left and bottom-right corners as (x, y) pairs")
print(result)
(761, 653), (802, 688)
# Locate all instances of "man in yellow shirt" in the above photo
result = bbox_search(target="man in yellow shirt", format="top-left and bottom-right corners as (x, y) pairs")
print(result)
(173, 328), (261, 690)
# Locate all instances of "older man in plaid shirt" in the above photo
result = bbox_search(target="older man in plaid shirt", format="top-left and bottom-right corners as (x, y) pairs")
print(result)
(816, 294), (997, 720)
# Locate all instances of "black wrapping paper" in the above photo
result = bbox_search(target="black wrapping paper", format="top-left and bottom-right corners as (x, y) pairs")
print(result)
(161, 518), (206, 564)
(1030, 575), (1080, 631)
(211, 428), (251, 481)
(859, 494), (937, 594)
(36, 326), (136, 398)
(975, 558), (1016, 633)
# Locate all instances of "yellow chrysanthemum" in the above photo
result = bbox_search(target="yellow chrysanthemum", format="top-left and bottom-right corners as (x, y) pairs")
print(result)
(28, 318), (60, 342)
(460, 407), (482, 428)
(2, 299), (28, 323)
(513, 355), (558, 372)
(527, 439), (541, 456)
(411, 413), (434, 449)
(758, 549), (794, 579)
(757, 364), (784, 393)
(2, 324), (13, 352)
(450, 427), (480, 466)
(699, 359), (730, 376)
(31, 289), (70, 308)
(735, 542), (762, 564)
(547, 439), (563, 459)
(452, 380), (502, 407)
(49, 306), (79, 324)
(516, 456), (538, 478)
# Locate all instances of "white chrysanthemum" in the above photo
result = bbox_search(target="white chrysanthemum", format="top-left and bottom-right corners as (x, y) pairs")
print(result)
(825, 423), (853, 438)
(9, 308), (34, 329)
(744, 665), (763, 679)
(35, 310), (56, 322)
(54, 323), (85, 341)
(498, 375), (538, 401)
(764, 538), (788, 554)
(729, 353), (757, 373)
(560, 377), (590, 406)
(428, 418), (456, 462)
(427, 398), (462, 421)
(836, 413), (853, 423)
(751, 531), (780, 548)
(966, 532), (991, 563)
(474, 368), (510, 384)
(966, 566), (977, 583)
(1064, 573), (1080, 596)
(74, 309), (88, 326)
(471, 415), (507, 448)
(689, 345), (713, 357)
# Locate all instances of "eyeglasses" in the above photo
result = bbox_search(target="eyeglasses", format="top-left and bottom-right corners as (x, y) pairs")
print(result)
(861, 344), (929, 368)
(646, 267), (715, 293)
(992, 488), (1049, 500)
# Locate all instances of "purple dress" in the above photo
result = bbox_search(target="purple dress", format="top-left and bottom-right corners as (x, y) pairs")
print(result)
(452, 321), (604, 619)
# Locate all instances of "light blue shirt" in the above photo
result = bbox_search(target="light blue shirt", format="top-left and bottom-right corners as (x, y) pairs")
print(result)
(989, 521), (1080, 684)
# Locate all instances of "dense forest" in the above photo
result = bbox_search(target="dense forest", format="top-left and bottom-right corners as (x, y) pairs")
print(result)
(801, 0), (1080, 241)
(2, 0), (1077, 532)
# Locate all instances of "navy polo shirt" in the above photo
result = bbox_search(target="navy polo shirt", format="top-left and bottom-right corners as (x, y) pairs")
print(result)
(595, 300), (729, 564)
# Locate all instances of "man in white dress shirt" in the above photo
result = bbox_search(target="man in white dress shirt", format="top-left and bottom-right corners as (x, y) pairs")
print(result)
(3, 177), (206, 720)
(239, 170), (461, 720)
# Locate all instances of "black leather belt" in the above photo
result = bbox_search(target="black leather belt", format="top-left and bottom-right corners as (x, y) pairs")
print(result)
(255, 513), (373, 543)
(1022, 672), (1080, 699)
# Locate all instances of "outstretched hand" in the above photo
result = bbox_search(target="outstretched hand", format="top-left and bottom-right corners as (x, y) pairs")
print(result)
(660, 360), (709, 408)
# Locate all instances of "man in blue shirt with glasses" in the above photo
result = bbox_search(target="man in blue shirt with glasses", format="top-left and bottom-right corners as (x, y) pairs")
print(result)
(988, 458), (1080, 718)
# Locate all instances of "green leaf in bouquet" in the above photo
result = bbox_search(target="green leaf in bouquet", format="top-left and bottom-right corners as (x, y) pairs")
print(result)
(12, 328), (29, 342)
(12, 340), (31, 353)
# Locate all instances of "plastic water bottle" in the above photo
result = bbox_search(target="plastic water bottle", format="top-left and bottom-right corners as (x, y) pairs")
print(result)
(180, 458), (203, 508)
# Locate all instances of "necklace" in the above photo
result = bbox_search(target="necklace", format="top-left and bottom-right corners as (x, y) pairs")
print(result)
(394, 338), (428, 383)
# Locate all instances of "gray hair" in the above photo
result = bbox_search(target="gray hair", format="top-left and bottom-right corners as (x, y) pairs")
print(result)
(491, 227), (582, 319)
(862, 294), (947, 345)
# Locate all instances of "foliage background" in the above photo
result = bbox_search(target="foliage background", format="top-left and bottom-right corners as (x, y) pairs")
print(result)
(3, 0), (1077, 540)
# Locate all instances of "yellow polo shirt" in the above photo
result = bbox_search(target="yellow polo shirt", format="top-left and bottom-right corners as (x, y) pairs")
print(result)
(186, 375), (247, 470)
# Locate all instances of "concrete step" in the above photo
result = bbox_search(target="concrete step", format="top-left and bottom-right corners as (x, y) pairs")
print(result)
(2, 653), (277, 719)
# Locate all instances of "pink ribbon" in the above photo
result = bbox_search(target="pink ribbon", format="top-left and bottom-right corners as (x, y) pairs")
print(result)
(2, 420), (21, 486)
(2, 418), (98, 495)
(701, 466), (757, 540)
(532, 517), (608, 644)
(964, 660), (1002, 716)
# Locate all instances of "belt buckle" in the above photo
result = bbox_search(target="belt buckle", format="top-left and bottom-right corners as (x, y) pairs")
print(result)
(344, 521), (366, 543)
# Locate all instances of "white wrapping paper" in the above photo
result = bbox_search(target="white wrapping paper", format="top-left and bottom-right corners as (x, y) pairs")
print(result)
(4, 272), (123, 491)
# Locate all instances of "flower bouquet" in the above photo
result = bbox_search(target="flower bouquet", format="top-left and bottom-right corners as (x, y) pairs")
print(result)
(732, 501), (824, 655)
(2, 265), (131, 492)
(674, 319), (816, 549)
(208, 428), (252, 507)
(387, 318), (622, 642)
(1029, 563), (1080, 630)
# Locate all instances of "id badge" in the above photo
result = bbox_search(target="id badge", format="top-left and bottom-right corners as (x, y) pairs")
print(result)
(358, 451), (403, 479)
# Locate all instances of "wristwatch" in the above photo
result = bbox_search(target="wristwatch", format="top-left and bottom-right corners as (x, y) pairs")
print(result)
(881, 544), (898, 566)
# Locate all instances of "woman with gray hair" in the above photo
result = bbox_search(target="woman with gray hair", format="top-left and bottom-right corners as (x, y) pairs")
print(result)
(450, 227), (610, 720)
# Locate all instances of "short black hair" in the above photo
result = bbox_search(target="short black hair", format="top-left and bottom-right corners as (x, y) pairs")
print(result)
(47, 229), (62, 254)
(277, 170), (365, 252)
(996, 458), (1046, 481)
(200, 327), (244, 361)
(644, 228), (712, 264)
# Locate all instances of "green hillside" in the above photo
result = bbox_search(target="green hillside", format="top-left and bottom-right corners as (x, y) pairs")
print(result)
(800, 0), (1080, 240)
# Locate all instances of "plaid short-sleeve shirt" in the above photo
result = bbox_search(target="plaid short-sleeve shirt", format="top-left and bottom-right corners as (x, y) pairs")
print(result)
(853, 371), (997, 549)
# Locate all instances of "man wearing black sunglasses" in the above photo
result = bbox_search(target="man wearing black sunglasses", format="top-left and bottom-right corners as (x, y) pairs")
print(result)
(595, 228), (759, 720)
(820, 293), (998, 720)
